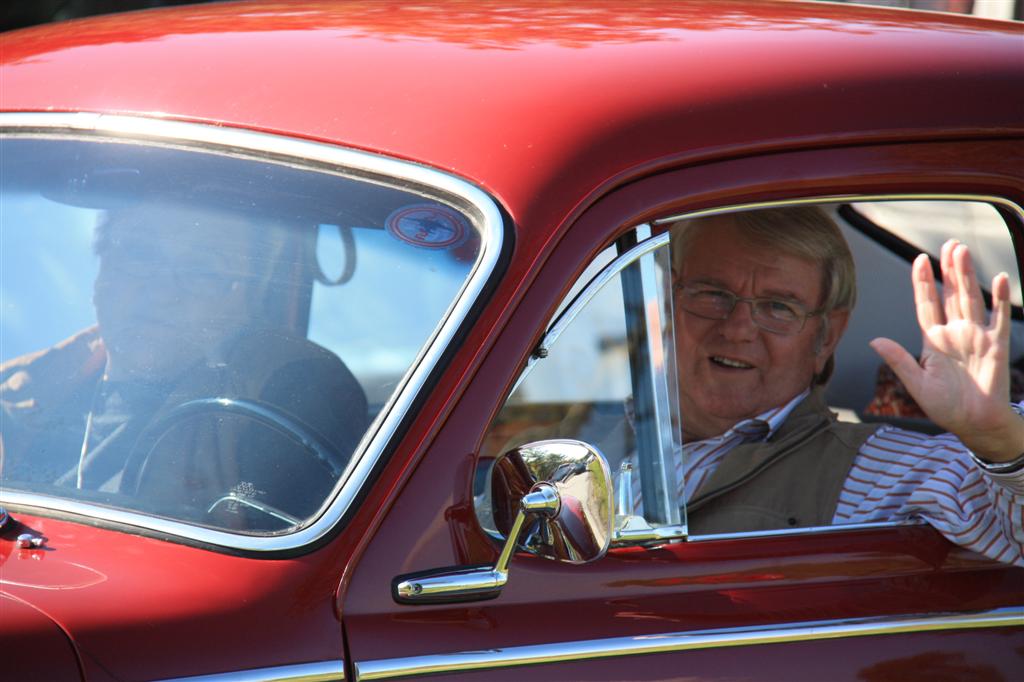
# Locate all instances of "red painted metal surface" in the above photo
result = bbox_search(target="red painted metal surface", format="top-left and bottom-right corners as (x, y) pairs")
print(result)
(0, 590), (83, 680)
(2, 1), (1021, 245)
(0, 512), (346, 680)
(2, 2), (1023, 680)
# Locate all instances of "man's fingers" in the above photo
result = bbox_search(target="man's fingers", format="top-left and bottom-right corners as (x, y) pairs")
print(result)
(990, 272), (1012, 339)
(953, 243), (986, 324)
(940, 239), (962, 322)
(912, 253), (942, 331)
(870, 337), (923, 398)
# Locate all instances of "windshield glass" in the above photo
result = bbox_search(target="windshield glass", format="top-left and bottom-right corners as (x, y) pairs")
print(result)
(0, 136), (483, 534)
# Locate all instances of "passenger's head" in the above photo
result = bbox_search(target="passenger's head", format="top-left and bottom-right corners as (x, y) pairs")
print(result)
(93, 200), (290, 382)
(670, 206), (856, 440)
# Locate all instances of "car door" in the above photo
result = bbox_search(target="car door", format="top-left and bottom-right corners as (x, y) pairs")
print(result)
(341, 138), (1024, 681)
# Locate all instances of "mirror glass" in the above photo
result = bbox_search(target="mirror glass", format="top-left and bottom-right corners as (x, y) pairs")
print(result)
(491, 439), (613, 564)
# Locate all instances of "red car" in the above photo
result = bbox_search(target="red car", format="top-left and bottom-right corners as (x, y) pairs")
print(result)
(2, 2), (1022, 680)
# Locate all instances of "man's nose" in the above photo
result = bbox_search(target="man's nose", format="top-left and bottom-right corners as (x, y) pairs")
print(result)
(716, 299), (760, 341)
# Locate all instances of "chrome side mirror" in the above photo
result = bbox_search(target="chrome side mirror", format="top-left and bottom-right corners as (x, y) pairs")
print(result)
(393, 439), (613, 604)
(491, 439), (613, 564)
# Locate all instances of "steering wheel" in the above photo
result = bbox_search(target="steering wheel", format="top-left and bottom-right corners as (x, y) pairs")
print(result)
(122, 397), (346, 527)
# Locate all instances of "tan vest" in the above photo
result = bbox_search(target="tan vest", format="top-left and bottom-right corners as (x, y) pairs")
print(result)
(686, 389), (880, 535)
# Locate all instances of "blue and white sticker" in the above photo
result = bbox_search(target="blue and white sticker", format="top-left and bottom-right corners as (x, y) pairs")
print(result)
(385, 204), (469, 250)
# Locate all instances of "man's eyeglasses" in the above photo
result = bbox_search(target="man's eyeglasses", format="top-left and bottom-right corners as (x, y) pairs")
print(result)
(675, 284), (821, 335)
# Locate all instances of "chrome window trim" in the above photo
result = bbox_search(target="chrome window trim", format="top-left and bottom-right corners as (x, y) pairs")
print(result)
(156, 661), (345, 682)
(688, 518), (926, 541)
(650, 193), (1024, 227)
(353, 607), (1023, 680)
(0, 112), (506, 553)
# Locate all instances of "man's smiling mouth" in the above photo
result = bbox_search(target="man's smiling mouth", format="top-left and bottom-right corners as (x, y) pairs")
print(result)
(711, 355), (754, 369)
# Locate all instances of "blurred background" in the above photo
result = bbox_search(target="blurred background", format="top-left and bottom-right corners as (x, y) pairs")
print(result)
(2, 0), (1020, 32)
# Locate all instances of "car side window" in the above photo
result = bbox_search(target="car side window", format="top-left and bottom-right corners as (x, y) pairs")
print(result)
(479, 198), (1022, 550)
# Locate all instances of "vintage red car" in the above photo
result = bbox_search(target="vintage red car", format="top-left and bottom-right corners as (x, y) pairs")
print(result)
(1, 1), (1022, 680)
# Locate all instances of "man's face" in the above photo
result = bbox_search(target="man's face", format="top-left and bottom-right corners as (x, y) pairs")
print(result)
(673, 216), (848, 440)
(93, 203), (257, 382)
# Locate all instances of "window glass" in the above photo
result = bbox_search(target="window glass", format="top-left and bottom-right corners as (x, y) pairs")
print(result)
(0, 136), (482, 534)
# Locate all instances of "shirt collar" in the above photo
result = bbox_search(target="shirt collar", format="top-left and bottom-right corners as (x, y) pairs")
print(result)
(716, 388), (811, 444)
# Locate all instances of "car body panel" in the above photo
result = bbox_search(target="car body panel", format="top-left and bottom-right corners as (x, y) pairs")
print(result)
(2, 1), (1022, 245)
(0, 512), (347, 680)
(1, 2), (1023, 680)
(0, 588), (83, 680)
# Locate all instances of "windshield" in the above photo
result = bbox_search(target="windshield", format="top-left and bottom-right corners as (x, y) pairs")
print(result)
(0, 136), (483, 535)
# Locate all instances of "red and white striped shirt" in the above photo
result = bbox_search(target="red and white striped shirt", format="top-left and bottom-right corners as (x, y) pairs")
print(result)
(622, 390), (1024, 566)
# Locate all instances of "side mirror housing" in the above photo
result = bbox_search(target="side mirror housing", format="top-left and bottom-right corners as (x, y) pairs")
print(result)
(393, 439), (613, 604)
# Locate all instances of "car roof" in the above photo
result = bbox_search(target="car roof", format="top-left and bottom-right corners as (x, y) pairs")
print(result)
(2, 0), (1022, 238)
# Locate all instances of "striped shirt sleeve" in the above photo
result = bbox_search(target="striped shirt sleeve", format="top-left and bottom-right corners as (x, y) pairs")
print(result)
(835, 403), (1024, 567)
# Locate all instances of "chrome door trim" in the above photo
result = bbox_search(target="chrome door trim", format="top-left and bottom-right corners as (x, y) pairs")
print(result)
(650, 194), (1024, 226)
(352, 607), (1023, 680)
(0, 112), (506, 553)
(687, 518), (927, 541)
(156, 660), (345, 682)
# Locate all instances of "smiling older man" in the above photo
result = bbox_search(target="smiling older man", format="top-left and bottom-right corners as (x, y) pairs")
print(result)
(628, 205), (1024, 565)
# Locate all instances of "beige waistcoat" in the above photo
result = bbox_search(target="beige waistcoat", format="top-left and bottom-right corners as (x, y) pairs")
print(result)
(686, 389), (880, 535)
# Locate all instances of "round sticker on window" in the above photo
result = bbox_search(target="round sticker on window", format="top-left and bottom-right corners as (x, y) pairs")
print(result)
(385, 204), (469, 249)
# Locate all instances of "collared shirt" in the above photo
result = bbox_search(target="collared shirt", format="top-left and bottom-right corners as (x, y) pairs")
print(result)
(621, 391), (1024, 567)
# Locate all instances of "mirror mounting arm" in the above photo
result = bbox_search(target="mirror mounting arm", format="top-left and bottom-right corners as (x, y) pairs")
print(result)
(392, 484), (561, 605)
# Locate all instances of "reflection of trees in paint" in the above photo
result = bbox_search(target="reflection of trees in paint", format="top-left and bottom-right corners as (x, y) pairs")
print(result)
(5, 0), (1007, 64)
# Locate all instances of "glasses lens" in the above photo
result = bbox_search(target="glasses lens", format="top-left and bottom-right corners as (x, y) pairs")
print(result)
(752, 300), (803, 334)
(680, 287), (733, 319)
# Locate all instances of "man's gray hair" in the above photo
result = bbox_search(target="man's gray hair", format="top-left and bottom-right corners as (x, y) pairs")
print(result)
(671, 205), (857, 384)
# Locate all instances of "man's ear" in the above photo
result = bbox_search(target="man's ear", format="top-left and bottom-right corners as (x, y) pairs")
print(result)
(814, 308), (850, 376)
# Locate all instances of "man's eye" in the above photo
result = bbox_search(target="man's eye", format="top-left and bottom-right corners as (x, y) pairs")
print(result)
(764, 300), (799, 320)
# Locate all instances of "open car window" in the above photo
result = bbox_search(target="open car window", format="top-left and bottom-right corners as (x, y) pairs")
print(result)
(849, 201), (1021, 307)
(1, 136), (485, 535)
(828, 200), (1023, 424)
(479, 198), (1022, 547)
